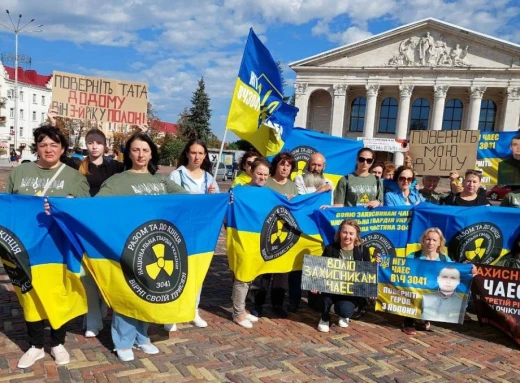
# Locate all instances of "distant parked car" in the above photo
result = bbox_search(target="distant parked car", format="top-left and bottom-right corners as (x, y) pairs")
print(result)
(225, 165), (234, 180)
(211, 162), (228, 181)
(487, 185), (512, 201)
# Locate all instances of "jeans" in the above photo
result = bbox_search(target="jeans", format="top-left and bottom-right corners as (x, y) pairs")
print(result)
(111, 312), (150, 350)
(26, 320), (66, 348)
(231, 280), (251, 319)
(321, 294), (356, 322)
(81, 271), (107, 332)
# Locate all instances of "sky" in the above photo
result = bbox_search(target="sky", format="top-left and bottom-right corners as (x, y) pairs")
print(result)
(0, 0), (519, 142)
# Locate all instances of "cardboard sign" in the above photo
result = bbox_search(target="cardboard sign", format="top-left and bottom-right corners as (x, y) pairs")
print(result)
(301, 255), (378, 297)
(357, 137), (409, 153)
(472, 264), (520, 345)
(51, 71), (148, 124)
(409, 130), (479, 176)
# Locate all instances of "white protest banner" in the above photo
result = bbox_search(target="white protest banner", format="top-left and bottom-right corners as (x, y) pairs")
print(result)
(357, 138), (409, 153)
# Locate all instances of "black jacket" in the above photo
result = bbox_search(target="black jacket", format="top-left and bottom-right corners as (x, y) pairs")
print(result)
(64, 157), (125, 196)
(321, 243), (371, 262)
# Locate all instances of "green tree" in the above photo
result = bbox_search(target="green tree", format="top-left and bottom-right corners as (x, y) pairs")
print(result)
(183, 77), (212, 141)
(276, 61), (290, 103)
(289, 93), (296, 106)
(228, 139), (255, 151)
(158, 133), (187, 166)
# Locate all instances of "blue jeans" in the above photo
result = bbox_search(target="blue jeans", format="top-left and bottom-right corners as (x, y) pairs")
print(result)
(321, 294), (356, 322)
(111, 312), (150, 350)
(81, 271), (107, 332)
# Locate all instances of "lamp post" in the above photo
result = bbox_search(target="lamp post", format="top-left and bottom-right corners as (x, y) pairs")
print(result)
(1, 10), (42, 153)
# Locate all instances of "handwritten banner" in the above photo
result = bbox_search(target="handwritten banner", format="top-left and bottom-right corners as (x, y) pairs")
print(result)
(52, 70), (148, 124)
(376, 257), (473, 324)
(313, 207), (412, 257)
(301, 255), (378, 297)
(472, 265), (520, 345)
(409, 130), (479, 176)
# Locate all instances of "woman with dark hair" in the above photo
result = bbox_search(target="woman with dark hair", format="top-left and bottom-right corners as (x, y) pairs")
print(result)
(5, 125), (90, 368)
(169, 138), (219, 194)
(333, 147), (383, 207)
(231, 150), (260, 187)
(384, 165), (424, 206)
(97, 133), (187, 362)
(370, 162), (384, 178)
(266, 151), (297, 198)
(313, 220), (379, 332)
(443, 169), (490, 206)
(64, 129), (125, 339)
(495, 232), (520, 269)
(231, 158), (271, 328)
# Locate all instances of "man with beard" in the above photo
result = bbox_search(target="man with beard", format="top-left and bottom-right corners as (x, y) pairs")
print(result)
(290, 152), (333, 313)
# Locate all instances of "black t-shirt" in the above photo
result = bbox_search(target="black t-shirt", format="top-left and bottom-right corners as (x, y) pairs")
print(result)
(443, 192), (489, 206)
(65, 157), (125, 196)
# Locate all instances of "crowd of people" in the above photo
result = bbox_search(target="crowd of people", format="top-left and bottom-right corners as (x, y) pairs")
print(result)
(2, 124), (520, 368)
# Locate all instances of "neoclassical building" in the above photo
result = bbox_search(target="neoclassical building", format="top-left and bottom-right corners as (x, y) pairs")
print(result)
(290, 18), (520, 164)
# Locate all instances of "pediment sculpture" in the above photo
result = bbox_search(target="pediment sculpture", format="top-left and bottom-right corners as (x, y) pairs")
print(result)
(387, 32), (470, 67)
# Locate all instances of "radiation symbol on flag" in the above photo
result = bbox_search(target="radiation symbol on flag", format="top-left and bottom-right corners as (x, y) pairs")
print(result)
(146, 244), (175, 280)
(289, 145), (317, 181)
(260, 206), (301, 261)
(122, 220), (188, 303)
(362, 233), (396, 257)
(448, 222), (503, 264)
(0, 226), (33, 294)
(359, 194), (370, 204)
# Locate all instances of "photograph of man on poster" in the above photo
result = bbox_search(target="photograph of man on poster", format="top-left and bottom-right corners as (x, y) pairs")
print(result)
(497, 135), (520, 187)
(421, 267), (468, 323)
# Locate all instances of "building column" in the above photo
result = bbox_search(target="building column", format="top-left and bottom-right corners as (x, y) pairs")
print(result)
(467, 86), (486, 130)
(430, 85), (449, 131)
(331, 84), (347, 137)
(293, 83), (309, 128)
(502, 87), (520, 131)
(394, 85), (414, 166)
(363, 84), (380, 138)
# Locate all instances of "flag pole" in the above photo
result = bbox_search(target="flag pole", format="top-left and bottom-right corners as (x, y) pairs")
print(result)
(213, 127), (229, 178)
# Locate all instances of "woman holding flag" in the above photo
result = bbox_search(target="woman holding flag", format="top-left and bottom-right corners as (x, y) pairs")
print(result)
(96, 133), (187, 362)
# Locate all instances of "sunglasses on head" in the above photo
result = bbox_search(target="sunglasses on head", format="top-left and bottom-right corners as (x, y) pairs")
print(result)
(357, 156), (374, 164)
(398, 176), (413, 183)
(246, 160), (255, 166)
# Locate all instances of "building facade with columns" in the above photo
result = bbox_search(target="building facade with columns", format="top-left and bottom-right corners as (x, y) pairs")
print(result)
(290, 18), (520, 165)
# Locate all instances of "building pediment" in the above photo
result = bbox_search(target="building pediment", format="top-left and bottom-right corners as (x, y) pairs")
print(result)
(290, 18), (520, 71)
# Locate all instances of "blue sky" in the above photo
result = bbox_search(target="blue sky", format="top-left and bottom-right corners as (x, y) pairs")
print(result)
(1, 0), (519, 142)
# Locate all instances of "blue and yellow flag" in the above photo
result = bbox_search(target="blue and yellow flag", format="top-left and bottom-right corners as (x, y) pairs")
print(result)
(313, 207), (412, 258)
(477, 131), (520, 186)
(274, 128), (364, 186)
(50, 194), (228, 324)
(407, 204), (520, 264)
(227, 187), (328, 282)
(0, 194), (87, 328)
(226, 28), (298, 156)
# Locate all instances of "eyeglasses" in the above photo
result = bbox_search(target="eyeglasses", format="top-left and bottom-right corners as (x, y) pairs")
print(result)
(398, 176), (414, 183)
(357, 157), (374, 164)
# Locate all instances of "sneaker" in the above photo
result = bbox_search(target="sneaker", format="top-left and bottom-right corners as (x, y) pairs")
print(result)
(251, 306), (263, 317)
(84, 330), (99, 338)
(318, 319), (330, 333)
(116, 349), (134, 362)
(338, 317), (350, 328)
(246, 313), (259, 322)
(234, 318), (253, 329)
(50, 344), (70, 365)
(272, 306), (288, 318)
(416, 321), (431, 331)
(164, 323), (177, 332)
(192, 312), (208, 328)
(136, 343), (159, 355)
(17, 346), (45, 369)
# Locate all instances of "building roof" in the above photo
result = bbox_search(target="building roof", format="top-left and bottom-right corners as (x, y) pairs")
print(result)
(3, 66), (52, 88)
(151, 119), (178, 135)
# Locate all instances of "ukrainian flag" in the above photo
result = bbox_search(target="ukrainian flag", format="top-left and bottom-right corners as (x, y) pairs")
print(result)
(0, 194), (87, 328)
(226, 28), (298, 156)
(227, 187), (329, 282)
(270, 128), (364, 187)
(50, 194), (228, 324)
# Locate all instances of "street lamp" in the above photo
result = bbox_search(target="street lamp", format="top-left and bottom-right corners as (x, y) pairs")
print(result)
(1, 10), (43, 153)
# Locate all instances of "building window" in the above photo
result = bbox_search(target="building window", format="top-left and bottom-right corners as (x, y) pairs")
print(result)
(7, 90), (12, 99)
(33, 94), (37, 104)
(20, 109), (24, 120)
(41, 112), (45, 122)
(42, 95), (46, 105)
(410, 98), (430, 131)
(10, 108), (14, 118)
(19, 91), (24, 101)
(33, 111), (37, 121)
(479, 99), (496, 132)
(378, 97), (398, 134)
(19, 126), (23, 137)
(442, 99), (463, 130)
(349, 97), (366, 132)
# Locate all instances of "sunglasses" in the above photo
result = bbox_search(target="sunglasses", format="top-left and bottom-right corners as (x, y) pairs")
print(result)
(246, 160), (255, 166)
(357, 157), (374, 164)
(398, 176), (414, 183)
